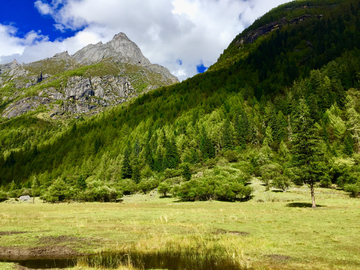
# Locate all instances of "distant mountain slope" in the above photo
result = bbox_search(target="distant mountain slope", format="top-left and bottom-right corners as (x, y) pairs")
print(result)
(0, 33), (178, 119)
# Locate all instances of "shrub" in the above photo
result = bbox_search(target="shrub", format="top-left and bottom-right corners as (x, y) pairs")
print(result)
(42, 178), (69, 203)
(118, 179), (137, 195)
(138, 178), (159, 194)
(260, 163), (283, 189)
(272, 175), (291, 192)
(158, 182), (171, 197)
(0, 190), (8, 202)
(223, 150), (239, 163)
(165, 168), (181, 179)
(84, 180), (121, 202)
(175, 177), (253, 202)
(344, 183), (360, 198)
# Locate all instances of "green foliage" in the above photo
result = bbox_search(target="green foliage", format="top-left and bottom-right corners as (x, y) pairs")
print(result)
(181, 163), (192, 181)
(31, 176), (40, 197)
(174, 176), (252, 202)
(158, 181), (171, 197)
(291, 99), (326, 186)
(138, 178), (159, 194)
(42, 178), (69, 203)
(118, 179), (137, 195)
(132, 165), (141, 184)
(0, 190), (8, 202)
(260, 163), (283, 189)
(223, 150), (239, 163)
(121, 146), (132, 179)
(76, 175), (87, 190)
(272, 175), (291, 192)
(344, 182), (360, 198)
(82, 180), (120, 202)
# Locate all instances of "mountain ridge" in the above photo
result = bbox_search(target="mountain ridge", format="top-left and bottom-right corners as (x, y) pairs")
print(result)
(0, 32), (178, 119)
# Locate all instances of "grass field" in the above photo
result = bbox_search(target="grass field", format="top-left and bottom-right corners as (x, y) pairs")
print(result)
(0, 180), (359, 270)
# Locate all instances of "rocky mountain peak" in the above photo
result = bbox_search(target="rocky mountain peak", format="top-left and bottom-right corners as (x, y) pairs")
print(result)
(113, 32), (130, 41)
(0, 59), (20, 74)
(12, 59), (20, 66)
(72, 32), (151, 66)
(53, 51), (72, 60)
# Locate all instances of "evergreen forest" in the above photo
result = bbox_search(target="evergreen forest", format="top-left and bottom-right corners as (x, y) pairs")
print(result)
(1, 0), (360, 205)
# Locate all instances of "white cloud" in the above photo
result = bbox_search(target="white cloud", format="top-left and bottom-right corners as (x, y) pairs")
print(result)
(34, 0), (53, 15)
(1, 0), (291, 80)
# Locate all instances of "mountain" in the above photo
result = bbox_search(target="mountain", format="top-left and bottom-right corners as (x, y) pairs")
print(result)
(1, 0), (360, 204)
(0, 33), (178, 119)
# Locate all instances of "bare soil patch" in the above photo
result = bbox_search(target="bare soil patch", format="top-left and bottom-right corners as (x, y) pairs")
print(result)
(0, 231), (28, 236)
(266, 254), (292, 261)
(37, 235), (96, 247)
(0, 245), (84, 260)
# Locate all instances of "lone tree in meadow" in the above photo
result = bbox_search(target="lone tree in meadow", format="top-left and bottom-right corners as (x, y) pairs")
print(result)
(291, 99), (326, 208)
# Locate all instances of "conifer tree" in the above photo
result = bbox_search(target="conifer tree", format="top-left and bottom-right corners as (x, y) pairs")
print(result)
(121, 146), (132, 179)
(182, 163), (192, 181)
(154, 149), (163, 172)
(222, 118), (233, 150)
(164, 137), (180, 169)
(76, 175), (87, 190)
(144, 141), (154, 169)
(344, 132), (354, 156)
(291, 99), (325, 208)
(200, 127), (215, 160)
(132, 163), (141, 184)
(235, 112), (249, 149)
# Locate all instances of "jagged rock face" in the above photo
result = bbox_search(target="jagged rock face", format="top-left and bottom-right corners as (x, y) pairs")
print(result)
(1, 75), (137, 118)
(2, 97), (52, 118)
(0, 59), (20, 75)
(236, 14), (322, 46)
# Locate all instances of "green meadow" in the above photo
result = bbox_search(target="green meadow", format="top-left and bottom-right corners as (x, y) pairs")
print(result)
(0, 180), (359, 270)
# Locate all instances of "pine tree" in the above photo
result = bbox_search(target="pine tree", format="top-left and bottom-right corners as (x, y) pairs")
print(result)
(164, 137), (180, 169)
(263, 125), (274, 147)
(154, 149), (163, 172)
(133, 139), (141, 157)
(200, 127), (215, 160)
(182, 163), (192, 181)
(222, 118), (233, 150)
(344, 132), (354, 156)
(235, 112), (249, 149)
(132, 163), (141, 184)
(76, 175), (87, 190)
(121, 146), (132, 179)
(291, 99), (325, 208)
(144, 142), (153, 170)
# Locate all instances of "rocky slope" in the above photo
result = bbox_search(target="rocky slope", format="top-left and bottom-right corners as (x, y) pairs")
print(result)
(0, 33), (178, 119)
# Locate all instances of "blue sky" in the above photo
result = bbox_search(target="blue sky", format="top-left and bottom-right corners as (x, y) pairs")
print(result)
(0, 0), (290, 80)
(1, 1), (70, 41)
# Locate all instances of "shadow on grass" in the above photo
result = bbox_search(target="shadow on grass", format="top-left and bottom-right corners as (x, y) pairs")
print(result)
(286, 202), (325, 208)
(272, 190), (286, 193)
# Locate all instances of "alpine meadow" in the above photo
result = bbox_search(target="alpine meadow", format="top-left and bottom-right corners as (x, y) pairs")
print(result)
(1, 0), (360, 269)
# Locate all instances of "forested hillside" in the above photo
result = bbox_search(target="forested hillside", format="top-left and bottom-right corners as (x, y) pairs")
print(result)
(1, 0), (360, 204)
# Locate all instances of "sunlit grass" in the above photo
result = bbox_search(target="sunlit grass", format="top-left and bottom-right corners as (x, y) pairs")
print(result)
(0, 263), (16, 270)
(0, 182), (359, 269)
